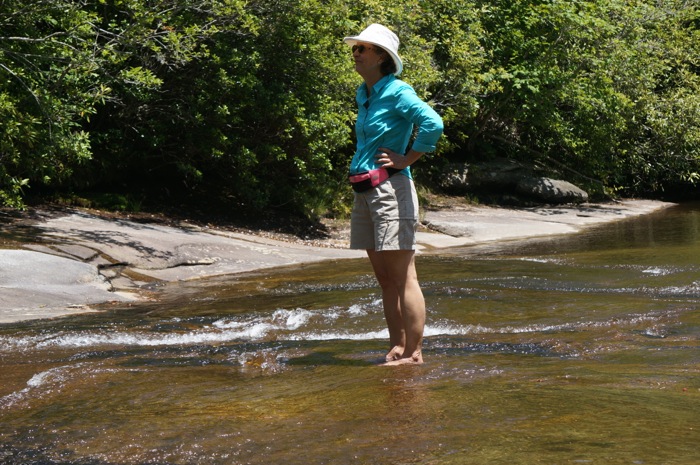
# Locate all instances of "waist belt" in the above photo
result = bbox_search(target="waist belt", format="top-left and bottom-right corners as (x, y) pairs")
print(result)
(349, 168), (401, 193)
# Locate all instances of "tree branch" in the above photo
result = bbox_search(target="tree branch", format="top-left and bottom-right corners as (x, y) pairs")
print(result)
(0, 63), (53, 139)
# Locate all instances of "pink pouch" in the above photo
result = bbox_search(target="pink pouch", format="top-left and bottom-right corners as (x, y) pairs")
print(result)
(349, 168), (392, 192)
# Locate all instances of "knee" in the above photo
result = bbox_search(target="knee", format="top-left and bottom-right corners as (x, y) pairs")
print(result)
(374, 272), (395, 290)
(374, 269), (403, 290)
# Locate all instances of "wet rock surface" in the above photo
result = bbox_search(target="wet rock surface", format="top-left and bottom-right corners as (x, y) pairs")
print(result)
(0, 199), (673, 323)
(0, 249), (130, 323)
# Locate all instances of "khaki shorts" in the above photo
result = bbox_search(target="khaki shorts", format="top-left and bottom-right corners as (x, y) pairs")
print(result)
(350, 174), (419, 251)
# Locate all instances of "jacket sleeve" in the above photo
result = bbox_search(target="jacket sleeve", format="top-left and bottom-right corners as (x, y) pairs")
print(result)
(395, 85), (444, 153)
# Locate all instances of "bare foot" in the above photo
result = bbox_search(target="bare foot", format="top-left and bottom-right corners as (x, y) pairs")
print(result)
(380, 351), (423, 366)
(385, 345), (404, 362)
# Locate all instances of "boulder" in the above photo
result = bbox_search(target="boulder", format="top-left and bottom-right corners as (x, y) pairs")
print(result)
(438, 159), (589, 205)
(463, 159), (529, 191)
(516, 177), (589, 204)
(438, 163), (470, 194)
(438, 160), (527, 194)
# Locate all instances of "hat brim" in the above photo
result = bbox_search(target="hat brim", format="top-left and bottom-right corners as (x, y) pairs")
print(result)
(344, 36), (403, 76)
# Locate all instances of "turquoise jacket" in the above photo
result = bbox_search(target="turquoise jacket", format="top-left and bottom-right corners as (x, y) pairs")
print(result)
(350, 74), (444, 177)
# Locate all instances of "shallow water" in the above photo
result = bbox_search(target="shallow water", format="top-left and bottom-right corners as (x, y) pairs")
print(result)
(1, 203), (699, 465)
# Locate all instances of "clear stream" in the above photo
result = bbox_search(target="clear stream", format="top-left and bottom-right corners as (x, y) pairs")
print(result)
(1, 203), (698, 465)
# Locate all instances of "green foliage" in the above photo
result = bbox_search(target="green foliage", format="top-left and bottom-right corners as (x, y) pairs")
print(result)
(1, 0), (699, 213)
(459, 0), (700, 196)
(0, 0), (103, 206)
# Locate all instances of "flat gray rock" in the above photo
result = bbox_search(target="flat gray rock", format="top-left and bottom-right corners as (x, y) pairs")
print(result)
(0, 250), (134, 322)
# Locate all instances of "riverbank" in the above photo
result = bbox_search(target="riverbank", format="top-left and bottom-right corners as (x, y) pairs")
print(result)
(0, 199), (674, 323)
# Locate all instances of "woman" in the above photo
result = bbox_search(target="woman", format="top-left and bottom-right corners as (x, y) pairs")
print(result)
(344, 24), (443, 365)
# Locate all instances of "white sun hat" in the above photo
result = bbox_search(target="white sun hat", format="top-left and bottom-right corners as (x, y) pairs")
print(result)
(343, 23), (403, 76)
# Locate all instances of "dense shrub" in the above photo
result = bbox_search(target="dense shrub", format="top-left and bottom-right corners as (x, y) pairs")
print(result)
(1, 0), (698, 214)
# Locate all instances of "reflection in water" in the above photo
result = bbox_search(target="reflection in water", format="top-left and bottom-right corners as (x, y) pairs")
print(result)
(1, 203), (699, 464)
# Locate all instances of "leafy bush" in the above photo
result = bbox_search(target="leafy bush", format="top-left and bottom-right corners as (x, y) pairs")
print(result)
(1, 0), (698, 214)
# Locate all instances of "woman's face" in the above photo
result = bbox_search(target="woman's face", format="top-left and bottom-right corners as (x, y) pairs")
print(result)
(352, 42), (385, 76)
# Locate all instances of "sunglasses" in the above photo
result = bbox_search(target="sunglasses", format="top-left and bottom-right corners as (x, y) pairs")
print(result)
(351, 44), (374, 54)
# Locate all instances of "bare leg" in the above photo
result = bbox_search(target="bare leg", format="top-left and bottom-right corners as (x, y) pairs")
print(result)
(368, 250), (405, 361)
(367, 249), (425, 365)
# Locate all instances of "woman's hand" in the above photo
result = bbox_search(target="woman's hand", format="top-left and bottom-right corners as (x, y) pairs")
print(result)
(375, 148), (408, 169)
(376, 147), (425, 170)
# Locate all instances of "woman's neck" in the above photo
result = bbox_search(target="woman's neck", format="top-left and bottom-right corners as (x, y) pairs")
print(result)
(361, 71), (384, 95)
